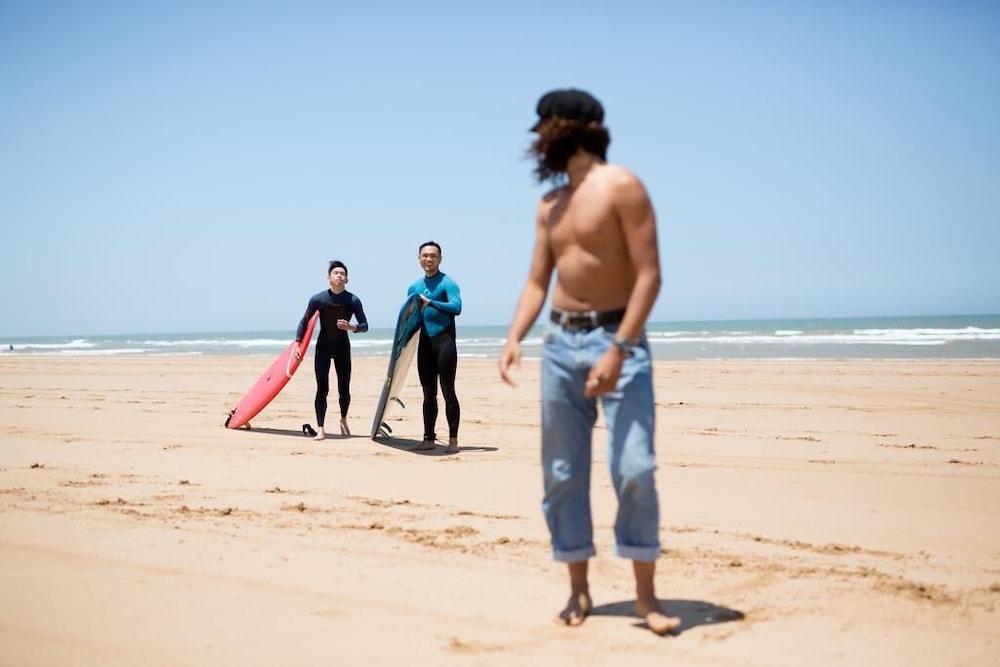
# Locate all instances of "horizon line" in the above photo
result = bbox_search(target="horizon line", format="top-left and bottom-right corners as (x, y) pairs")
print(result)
(3, 312), (999, 341)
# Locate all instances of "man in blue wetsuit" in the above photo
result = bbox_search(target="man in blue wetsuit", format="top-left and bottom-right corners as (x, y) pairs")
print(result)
(295, 260), (368, 440)
(407, 241), (462, 453)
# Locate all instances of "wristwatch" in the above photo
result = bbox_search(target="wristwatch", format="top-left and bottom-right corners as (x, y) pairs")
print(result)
(611, 336), (634, 355)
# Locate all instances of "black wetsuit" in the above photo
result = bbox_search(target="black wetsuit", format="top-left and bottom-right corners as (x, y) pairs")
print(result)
(296, 290), (368, 427)
(417, 325), (459, 441)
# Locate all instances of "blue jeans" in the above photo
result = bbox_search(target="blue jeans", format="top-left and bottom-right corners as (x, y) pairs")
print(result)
(541, 323), (660, 563)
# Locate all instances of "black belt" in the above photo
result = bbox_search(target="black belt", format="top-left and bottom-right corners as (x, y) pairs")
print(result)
(550, 307), (626, 331)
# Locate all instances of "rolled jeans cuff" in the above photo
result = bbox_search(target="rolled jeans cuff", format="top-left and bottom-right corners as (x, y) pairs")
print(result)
(615, 543), (660, 562)
(552, 545), (596, 563)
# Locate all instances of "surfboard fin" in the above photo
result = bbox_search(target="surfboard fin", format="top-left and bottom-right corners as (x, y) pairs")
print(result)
(224, 410), (234, 428)
(380, 421), (393, 434)
(392, 397), (406, 410)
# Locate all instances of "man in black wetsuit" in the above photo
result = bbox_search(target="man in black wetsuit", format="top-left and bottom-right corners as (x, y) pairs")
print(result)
(295, 260), (368, 440)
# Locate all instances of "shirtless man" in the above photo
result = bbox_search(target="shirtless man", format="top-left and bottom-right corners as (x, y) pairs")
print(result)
(499, 89), (680, 635)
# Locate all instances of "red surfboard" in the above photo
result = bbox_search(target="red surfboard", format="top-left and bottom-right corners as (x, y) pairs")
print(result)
(225, 312), (318, 429)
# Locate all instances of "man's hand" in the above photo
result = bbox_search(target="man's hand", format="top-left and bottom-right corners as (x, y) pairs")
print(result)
(419, 294), (431, 307)
(336, 319), (353, 332)
(293, 346), (303, 361)
(498, 341), (522, 387)
(584, 348), (625, 397)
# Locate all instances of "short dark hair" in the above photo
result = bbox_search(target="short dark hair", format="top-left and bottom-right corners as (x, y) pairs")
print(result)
(418, 241), (441, 255)
(529, 117), (610, 183)
(328, 260), (348, 276)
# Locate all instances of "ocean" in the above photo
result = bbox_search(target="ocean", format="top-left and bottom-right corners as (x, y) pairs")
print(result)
(3, 315), (999, 360)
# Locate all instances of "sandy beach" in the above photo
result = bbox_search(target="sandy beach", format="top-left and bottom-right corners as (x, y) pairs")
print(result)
(1, 355), (998, 665)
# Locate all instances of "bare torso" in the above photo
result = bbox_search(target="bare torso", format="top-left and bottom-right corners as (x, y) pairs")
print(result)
(542, 163), (637, 311)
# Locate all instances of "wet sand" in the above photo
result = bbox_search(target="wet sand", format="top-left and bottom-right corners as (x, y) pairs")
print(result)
(1, 355), (998, 665)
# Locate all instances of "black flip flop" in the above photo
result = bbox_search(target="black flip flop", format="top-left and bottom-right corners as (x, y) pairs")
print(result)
(302, 423), (317, 437)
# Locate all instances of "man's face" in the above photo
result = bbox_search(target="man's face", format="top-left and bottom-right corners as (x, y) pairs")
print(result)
(419, 246), (441, 275)
(328, 267), (348, 289)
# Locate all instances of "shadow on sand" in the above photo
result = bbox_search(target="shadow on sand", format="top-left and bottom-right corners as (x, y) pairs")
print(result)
(590, 598), (744, 636)
(372, 436), (498, 456)
(234, 425), (351, 439)
(227, 426), (499, 456)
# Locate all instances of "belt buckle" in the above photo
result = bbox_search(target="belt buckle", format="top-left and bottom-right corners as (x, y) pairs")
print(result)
(556, 309), (600, 331)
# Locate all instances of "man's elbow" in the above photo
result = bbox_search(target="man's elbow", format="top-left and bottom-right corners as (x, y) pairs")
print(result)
(642, 267), (662, 294)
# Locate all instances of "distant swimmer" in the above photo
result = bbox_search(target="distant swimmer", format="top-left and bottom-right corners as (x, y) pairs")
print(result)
(499, 89), (680, 635)
(294, 260), (369, 440)
(407, 241), (462, 453)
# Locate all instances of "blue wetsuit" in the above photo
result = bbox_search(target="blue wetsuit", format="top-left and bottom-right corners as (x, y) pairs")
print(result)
(296, 290), (368, 427)
(406, 272), (462, 440)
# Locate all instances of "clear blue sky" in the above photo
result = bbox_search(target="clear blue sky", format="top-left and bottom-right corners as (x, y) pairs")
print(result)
(2, 1), (998, 337)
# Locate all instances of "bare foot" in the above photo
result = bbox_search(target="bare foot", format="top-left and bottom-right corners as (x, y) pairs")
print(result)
(557, 591), (592, 627)
(635, 597), (681, 636)
(445, 437), (459, 453)
(313, 427), (327, 442)
(340, 418), (351, 436)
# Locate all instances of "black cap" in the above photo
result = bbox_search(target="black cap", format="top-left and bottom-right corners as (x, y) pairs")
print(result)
(531, 88), (604, 131)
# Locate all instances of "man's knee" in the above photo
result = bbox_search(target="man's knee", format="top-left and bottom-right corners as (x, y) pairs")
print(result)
(544, 457), (588, 493)
(543, 476), (582, 509)
(616, 468), (657, 508)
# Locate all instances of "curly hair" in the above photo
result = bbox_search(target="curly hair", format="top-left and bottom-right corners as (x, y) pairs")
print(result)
(528, 117), (611, 183)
